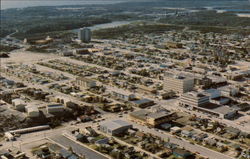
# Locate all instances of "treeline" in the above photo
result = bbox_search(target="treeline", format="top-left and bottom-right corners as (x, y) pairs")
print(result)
(12, 17), (111, 39)
(93, 23), (184, 39)
(159, 10), (250, 28)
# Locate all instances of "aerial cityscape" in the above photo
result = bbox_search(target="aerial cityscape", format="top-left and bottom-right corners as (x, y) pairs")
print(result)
(0, 0), (250, 159)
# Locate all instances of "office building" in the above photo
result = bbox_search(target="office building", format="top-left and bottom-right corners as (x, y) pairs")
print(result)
(164, 72), (194, 94)
(179, 91), (210, 109)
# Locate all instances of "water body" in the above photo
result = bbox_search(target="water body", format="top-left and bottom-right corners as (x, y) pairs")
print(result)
(73, 21), (134, 33)
(1, 0), (126, 9)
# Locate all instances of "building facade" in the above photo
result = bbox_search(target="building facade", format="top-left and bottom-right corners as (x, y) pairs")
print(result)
(78, 28), (91, 43)
(75, 77), (96, 89)
(164, 72), (194, 94)
(99, 120), (132, 136)
(179, 91), (210, 109)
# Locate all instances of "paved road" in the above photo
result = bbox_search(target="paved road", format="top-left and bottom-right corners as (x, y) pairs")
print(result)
(49, 135), (108, 159)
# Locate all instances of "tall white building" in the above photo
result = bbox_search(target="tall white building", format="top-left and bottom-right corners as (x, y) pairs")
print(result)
(78, 27), (91, 43)
(164, 72), (194, 94)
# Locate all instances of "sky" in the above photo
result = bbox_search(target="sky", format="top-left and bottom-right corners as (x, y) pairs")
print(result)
(1, 0), (249, 10)
(1, 0), (127, 9)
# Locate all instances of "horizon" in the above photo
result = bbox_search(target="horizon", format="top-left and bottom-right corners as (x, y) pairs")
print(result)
(1, 0), (249, 10)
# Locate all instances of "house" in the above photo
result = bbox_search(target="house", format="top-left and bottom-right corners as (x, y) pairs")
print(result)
(95, 138), (109, 146)
(173, 149), (192, 159)
(99, 119), (132, 136)
(192, 133), (208, 141)
(181, 130), (193, 138)
(216, 142), (227, 151)
(241, 149), (250, 159)
(203, 138), (217, 146)
(224, 127), (240, 139)
(164, 142), (178, 149)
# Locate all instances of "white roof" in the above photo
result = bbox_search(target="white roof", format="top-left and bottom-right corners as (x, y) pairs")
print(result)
(12, 98), (25, 105)
(100, 120), (132, 131)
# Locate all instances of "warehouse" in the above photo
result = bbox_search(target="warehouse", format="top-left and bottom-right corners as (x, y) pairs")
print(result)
(100, 120), (132, 136)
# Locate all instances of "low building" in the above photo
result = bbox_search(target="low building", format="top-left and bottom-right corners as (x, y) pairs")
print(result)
(166, 42), (183, 48)
(112, 91), (136, 101)
(12, 98), (26, 111)
(73, 48), (91, 55)
(130, 98), (155, 108)
(203, 138), (217, 146)
(170, 126), (181, 134)
(232, 103), (250, 111)
(173, 149), (192, 159)
(4, 132), (15, 141)
(193, 105), (238, 119)
(75, 77), (96, 89)
(129, 109), (177, 127)
(213, 106), (238, 119)
(192, 133), (208, 141)
(99, 120), (132, 136)
(51, 95), (77, 108)
(179, 91), (210, 109)
(46, 104), (65, 114)
(26, 106), (40, 118)
(218, 86), (239, 97)
(181, 130), (193, 138)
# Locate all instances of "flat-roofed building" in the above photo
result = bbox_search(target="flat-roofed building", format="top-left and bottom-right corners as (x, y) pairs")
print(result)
(99, 119), (132, 136)
(25, 106), (40, 118)
(12, 98), (26, 111)
(112, 90), (136, 101)
(129, 109), (177, 127)
(46, 103), (65, 114)
(179, 91), (209, 109)
(75, 77), (96, 89)
(193, 105), (238, 119)
(129, 98), (155, 108)
(164, 72), (194, 94)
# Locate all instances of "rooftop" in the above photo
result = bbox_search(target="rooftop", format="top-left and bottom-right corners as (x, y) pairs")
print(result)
(100, 119), (132, 131)
(130, 98), (153, 105)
